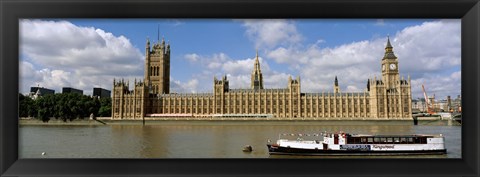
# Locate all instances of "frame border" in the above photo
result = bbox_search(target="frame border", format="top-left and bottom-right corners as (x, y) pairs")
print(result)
(1, 0), (479, 176)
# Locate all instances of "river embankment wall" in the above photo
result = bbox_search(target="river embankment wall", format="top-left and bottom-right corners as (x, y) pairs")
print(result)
(19, 116), (458, 126)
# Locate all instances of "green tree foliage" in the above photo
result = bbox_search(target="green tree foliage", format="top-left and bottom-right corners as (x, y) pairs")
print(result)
(98, 97), (112, 117)
(19, 93), (36, 118)
(18, 93), (111, 122)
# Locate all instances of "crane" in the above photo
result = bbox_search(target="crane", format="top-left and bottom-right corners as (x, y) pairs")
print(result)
(422, 84), (435, 115)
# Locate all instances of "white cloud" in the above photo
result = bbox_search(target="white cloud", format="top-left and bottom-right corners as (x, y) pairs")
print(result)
(267, 47), (293, 64)
(225, 74), (251, 89)
(170, 78), (199, 93)
(222, 59), (254, 76)
(410, 71), (461, 100)
(177, 20), (460, 100)
(20, 19), (460, 101)
(374, 19), (386, 26)
(179, 52), (293, 90)
(245, 19), (460, 100)
(169, 19), (185, 27)
(242, 19), (303, 49)
(264, 72), (292, 88)
(393, 20), (461, 74)
(184, 53), (199, 62)
(20, 19), (144, 95)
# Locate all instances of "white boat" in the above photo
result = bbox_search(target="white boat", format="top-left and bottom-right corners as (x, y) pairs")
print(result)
(267, 132), (447, 156)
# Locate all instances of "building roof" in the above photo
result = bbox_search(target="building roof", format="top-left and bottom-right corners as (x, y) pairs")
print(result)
(383, 36), (397, 59)
(228, 88), (291, 93)
(386, 36), (393, 48)
(304, 92), (369, 97)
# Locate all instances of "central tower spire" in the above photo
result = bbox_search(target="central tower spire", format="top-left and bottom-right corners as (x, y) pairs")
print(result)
(251, 50), (264, 90)
(334, 76), (340, 93)
(145, 29), (171, 95)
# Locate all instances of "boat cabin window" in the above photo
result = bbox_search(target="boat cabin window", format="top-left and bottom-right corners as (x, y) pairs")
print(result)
(353, 136), (429, 144)
(414, 137), (428, 144)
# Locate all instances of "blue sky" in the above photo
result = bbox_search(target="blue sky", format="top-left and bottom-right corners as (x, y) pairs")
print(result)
(19, 19), (461, 100)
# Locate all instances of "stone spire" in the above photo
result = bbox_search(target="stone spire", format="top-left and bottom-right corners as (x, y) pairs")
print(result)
(146, 37), (150, 55)
(334, 76), (340, 93)
(386, 35), (393, 48)
(254, 49), (261, 74)
(383, 35), (397, 59)
(251, 50), (263, 90)
(367, 78), (370, 91)
(334, 76), (338, 86)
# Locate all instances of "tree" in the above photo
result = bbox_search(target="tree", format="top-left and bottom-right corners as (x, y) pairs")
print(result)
(19, 92), (113, 121)
(35, 96), (51, 122)
(19, 93), (36, 117)
(98, 97), (111, 117)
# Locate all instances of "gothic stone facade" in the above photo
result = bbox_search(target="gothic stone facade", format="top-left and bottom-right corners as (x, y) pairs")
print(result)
(112, 37), (412, 119)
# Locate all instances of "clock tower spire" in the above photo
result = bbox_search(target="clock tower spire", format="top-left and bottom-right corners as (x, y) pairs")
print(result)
(381, 36), (400, 89)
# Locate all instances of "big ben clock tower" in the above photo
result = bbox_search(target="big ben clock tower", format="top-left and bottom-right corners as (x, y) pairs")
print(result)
(381, 36), (400, 89)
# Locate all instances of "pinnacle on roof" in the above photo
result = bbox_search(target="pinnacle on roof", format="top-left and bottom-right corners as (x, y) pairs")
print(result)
(334, 76), (338, 86)
(367, 78), (370, 91)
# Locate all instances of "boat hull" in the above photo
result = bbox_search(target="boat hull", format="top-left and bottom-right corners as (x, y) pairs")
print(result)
(267, 144), (447, 156)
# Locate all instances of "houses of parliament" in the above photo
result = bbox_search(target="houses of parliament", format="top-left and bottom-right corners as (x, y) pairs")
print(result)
(112, 36), (412, 119)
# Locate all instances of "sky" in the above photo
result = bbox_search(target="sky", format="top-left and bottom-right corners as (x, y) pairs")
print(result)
(19, 19), (461, 100)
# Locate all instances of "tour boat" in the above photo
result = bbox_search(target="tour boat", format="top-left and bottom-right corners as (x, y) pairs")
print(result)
(267, 132), (447, 156)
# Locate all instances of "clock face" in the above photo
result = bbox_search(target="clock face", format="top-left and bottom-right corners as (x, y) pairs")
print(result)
(389, 64), (396, 70)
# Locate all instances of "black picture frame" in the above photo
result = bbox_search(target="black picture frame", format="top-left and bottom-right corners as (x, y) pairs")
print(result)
(1, 0), (479, 176)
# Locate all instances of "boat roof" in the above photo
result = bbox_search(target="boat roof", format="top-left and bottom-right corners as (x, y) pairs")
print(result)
(349, 134), (440, 138)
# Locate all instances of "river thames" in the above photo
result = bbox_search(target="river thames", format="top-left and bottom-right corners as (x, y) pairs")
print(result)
(19, 120), (461, 158)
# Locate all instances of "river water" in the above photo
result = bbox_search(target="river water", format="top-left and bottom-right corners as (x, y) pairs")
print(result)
(19, 121), (461, 158)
